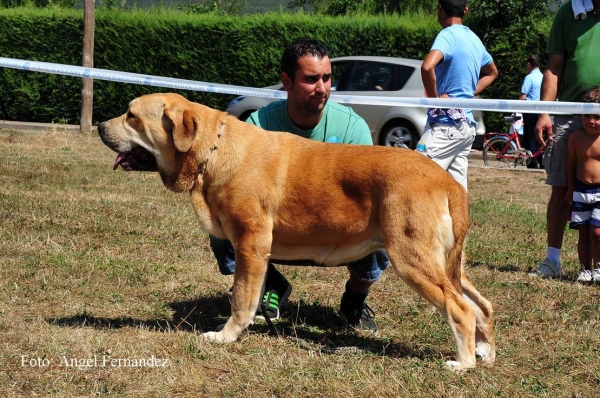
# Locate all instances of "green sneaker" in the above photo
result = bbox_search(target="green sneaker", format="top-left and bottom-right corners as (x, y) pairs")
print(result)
(255, 264), (292, 321)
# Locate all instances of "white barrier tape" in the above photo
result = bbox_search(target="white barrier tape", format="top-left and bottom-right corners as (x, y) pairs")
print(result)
(2, 56), (600, 115)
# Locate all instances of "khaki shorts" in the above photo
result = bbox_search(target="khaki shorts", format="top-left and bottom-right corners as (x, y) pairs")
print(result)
(544, 115), (583, 187)
(419, 121), (476, 191)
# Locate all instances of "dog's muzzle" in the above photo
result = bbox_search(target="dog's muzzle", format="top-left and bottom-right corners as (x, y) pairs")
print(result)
(98, 122), (159, 172)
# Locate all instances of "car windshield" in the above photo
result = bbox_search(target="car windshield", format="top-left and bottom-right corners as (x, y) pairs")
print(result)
(331, 60), (415, 92)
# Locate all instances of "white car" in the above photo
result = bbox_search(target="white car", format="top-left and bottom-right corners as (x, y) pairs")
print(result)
(225, 55), (486, 149)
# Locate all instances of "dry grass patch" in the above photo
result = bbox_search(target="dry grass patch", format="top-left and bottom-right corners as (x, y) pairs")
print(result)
(1, 129), (599, 396)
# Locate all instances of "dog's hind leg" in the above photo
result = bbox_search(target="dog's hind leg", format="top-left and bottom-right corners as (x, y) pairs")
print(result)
(387, 248), (477, 371)
(203, 231), (271, 343)
(460, 270), (495, 365)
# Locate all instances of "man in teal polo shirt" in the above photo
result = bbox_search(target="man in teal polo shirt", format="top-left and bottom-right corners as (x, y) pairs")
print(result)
(210, 38), (389, 331)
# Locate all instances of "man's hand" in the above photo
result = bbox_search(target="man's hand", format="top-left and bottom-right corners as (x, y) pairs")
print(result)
(535, 53), (564, 146)
(536, 113), (553, 146)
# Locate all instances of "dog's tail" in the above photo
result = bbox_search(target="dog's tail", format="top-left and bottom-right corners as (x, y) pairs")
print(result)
(445, 184), (470, 294)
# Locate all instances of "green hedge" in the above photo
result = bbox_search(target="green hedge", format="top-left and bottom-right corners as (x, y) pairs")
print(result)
(0, 7), (550, 128)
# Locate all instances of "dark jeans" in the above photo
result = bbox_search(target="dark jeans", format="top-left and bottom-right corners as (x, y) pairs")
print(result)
(208, 235), (389, 283)
(523, 113), (542, 168)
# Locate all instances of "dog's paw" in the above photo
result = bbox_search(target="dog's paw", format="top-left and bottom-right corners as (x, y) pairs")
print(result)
(202, 330), (236, 343)
(444, 360), (475, 372)
(475, 342), (495, 364)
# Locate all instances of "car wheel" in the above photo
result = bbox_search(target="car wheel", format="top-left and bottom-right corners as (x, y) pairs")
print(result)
(379, 120), (419, 149)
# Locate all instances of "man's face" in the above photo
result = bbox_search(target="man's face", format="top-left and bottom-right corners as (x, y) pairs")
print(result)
(283, 55), (332, 116)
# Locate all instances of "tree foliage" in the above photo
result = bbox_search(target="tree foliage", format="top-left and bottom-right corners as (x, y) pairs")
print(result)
(0, 0), (75, 7)
(287, 0), (438, 15)
(284, 0), (555, 130)
(0, 0), (556, 131)
(178, 0), (247, 15)
(467, 0), (552, 129)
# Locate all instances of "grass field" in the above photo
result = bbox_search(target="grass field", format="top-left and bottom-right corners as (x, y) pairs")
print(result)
(0, 128), (599, 397)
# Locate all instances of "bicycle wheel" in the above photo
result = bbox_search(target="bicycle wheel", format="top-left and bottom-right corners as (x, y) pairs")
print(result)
(482, 136), (517, 166)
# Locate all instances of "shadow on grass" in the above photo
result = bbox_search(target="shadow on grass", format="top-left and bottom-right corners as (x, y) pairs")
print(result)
(468, 260), (580, 282)
(468, 260), (520, 273)
(46, 294), (230, 333)
(46, 294), (441, 361)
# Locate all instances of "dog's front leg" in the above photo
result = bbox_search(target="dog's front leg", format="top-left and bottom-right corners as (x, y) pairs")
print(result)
(203, 234), (270, 343)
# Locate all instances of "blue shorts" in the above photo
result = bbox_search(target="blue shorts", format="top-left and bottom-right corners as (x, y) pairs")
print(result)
(209, 235), (389, 283)
(569, 179), (600, 229)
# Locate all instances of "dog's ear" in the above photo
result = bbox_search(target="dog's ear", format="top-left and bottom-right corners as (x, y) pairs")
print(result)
(164, 108), (197, 153)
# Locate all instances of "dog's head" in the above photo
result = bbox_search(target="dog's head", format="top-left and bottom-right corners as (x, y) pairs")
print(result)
(98, 93), (216, 192)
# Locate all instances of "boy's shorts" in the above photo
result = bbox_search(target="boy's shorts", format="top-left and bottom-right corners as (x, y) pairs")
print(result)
(569, 179), (600, 229)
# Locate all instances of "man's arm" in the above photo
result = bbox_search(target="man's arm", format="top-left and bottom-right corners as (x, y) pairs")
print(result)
(474, 62), (498, 96)
(519, 75), (530, 100)
(536, 53), (565, 145)
(421, 50), (444, 98)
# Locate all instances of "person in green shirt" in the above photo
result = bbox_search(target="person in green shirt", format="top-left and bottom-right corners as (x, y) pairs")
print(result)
(209, 38), (389, 331)
(531, 0), (600, 279)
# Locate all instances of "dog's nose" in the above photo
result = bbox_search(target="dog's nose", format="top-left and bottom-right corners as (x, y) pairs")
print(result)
(98, 122), (106, 136)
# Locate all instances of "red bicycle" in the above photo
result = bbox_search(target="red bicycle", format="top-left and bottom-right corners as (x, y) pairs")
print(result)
(482, 114), (546, 167)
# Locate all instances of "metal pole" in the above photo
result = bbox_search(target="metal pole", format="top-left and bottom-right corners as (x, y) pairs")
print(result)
(80, 0), (95, 133)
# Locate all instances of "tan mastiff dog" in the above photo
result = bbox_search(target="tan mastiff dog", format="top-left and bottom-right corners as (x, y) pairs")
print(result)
(98, 93), (495, 371)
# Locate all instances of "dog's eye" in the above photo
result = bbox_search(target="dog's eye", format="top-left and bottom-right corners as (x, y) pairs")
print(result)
(127, 111), (136, 120)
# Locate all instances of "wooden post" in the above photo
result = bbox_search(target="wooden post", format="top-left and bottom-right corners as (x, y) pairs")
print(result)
(80, 0), (95, 133)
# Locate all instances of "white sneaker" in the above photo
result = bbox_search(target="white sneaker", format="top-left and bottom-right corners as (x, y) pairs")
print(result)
(529, 257), (562, 279)
(577, 265), (592, 283)
(592, 268), (600, 284)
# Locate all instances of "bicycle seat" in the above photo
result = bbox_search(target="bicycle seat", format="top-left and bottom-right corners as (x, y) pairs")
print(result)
(503, 115), (522, 123)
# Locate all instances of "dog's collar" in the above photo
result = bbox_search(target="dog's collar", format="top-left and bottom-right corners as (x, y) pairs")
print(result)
(197, 120), (225, 178)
